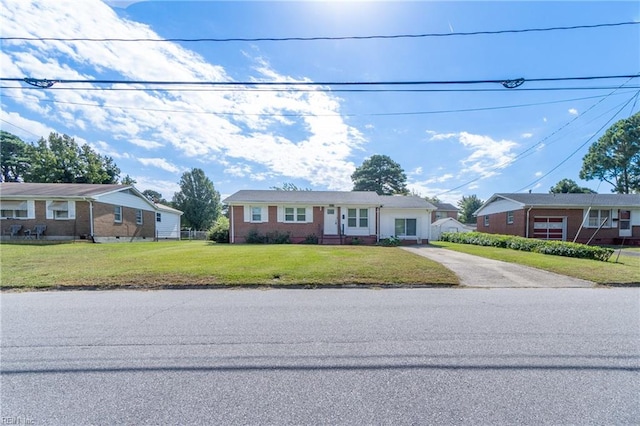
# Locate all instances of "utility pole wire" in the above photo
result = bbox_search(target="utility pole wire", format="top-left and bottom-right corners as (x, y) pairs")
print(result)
(2, 74), (637, 89)
(2, 21), (638, 43)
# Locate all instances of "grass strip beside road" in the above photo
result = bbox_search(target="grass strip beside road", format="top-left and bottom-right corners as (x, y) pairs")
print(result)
(0, 241), (458, 289)
(432, 241), (640, 285)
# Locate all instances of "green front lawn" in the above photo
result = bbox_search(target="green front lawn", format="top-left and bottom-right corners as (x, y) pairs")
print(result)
(432, 241), (640, 285)
(0, 241), (458, 289)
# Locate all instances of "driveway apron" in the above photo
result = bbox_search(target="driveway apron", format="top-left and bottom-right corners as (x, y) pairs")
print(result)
(402, 246), (595, 288)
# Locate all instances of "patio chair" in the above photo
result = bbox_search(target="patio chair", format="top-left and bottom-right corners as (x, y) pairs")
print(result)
(4, 224), (22, 239)
(33, 224), (47, 239)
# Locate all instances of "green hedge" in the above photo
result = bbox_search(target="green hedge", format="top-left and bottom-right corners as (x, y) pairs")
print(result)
(440, 232), (614, 262)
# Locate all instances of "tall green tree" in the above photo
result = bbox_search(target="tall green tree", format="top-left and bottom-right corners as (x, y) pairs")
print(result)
(142, 189), (167, 204)
(24, 132), (120, 183)
(458, 194), (484, 224)
(172, 168), (220, 230)
(549, 178), (596, 194)
(351, 154), (408, 195)
(579, 112), (640, 194)
(270, 182), (311, 191)
(0, 131), (30, 182)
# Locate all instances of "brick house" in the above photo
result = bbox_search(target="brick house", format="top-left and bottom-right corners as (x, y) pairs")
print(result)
(432, 202), (459, 222)
(474, 193), (640, 245)
(223, 190), (436, 244)
(0, 183), (182, 242)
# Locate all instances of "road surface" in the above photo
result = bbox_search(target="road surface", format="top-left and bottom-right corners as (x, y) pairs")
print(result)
(2, 288), (638, 425)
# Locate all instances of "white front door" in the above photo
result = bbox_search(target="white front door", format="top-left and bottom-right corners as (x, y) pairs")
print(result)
(619, 210), (632, 237)
(324, 207), (338, 235)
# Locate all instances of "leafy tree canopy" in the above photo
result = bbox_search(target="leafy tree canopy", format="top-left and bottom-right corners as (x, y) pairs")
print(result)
(424, 195), (441, 204)
(549, 178), (596, 194)
(142, 189), (168, 204)
(351, 154), (408, 195)
(457, 194), (484, 224)
(0, 131), (29, 182)
(270, 182), (311, 191)
(579, 112), (640, 194)
(172, 168), (220, 230)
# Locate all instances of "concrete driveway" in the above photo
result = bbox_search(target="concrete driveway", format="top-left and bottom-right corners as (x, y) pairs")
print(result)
(402, 245), (595, 288)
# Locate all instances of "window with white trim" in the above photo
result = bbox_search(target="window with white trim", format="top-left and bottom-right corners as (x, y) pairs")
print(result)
(156, 212), (162, 222)
(46, 200), (74, 220)
(347, 208), (369, 228)
(506, 211), (514, 224)
(284, 207), (306, 222)
(395, 218), (417, 237)
(251, 207), (262, 222)
(484, 215), (489, 227)
(587, 209), (611, 227)
(136, 209), (143, 225)
(1, 201), (28, 218)
(114, 206), (122, 223)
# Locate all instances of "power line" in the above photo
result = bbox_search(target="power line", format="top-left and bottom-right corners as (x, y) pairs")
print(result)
(434, 77), (639, 197)
(514, 93), (637, 192)
(2, 92), (634, 118)
(2, 21), (637, 43)
(1, 74), (637, 91)
(3, 85), (640, 93)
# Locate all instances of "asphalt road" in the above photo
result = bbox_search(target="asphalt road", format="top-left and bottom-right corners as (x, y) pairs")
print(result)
(2, 289), (639, 425)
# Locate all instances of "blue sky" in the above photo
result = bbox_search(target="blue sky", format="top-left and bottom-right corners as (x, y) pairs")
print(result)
(1, 1), (638, 204)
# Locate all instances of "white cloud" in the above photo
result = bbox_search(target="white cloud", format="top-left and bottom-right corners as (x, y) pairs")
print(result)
(568, 108), (578, 115)
(427, 131), (517, 179)
(137, 157), (181, 173)
(521, 133), (533, 139)
(409, 166), (423, 176)
(0, 0), (365, 190)
(535, 171), (543, 177)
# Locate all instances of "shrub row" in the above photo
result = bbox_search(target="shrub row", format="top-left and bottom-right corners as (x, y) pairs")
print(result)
(439, 232), (614, 262)
(245, 229), (291, 244)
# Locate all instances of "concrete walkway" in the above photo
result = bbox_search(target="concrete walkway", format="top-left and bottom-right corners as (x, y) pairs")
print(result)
(402, 246), (595, 288)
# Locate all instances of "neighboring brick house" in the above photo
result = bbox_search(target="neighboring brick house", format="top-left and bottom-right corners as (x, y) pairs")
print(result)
(432, 202), (459, 222)
(0, 183), (182, 242)
(474, 193), (640, 245)
(223, 190), (436, 244)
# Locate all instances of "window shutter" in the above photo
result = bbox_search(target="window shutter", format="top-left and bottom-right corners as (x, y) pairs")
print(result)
(262, 206), (269, 223)
(27, 200), (36, 219)
(306, 206), (313, 223)
(68, 201), (76, 219)
(46, 201), (53, 219)
(243, 206), (250, 222)
(277, 206), (284, 223)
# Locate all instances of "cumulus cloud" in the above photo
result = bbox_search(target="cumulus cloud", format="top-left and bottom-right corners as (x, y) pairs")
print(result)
(521, 133), (533, 138)
(427, 131), (517, 178)
(1, 0), (365, 189)
(568, 108), (578, 115)
(137, 157), (182, 173)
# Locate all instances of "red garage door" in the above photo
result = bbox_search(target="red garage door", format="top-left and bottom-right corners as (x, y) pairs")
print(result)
(533, 217), (565, 240)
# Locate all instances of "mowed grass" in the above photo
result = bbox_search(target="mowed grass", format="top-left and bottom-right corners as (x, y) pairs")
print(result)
(0, 241), (458, 289)
(432, 241), (640, 285)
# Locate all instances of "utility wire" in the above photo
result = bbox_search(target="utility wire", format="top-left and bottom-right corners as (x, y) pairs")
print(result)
(434, 77), (639, 197)
(2, 21), (637, 43)
(3, 85), (640, 93)
(2, 92), (634, 118)
(514, 93), (637, 192)
(3, 74), (637, 89)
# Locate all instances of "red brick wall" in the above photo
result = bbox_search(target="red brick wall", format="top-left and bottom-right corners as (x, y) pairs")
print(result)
(476, 207), (637, 245)
(1, 200), (155, 240)
(231, 206), (324, 243)
(92, 202), (155, 239)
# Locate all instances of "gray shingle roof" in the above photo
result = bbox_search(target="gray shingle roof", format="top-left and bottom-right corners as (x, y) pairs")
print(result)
(434, 202), (458, 211)
(0, 182), (129, 198)
(496, 193), (640, 207)
(223, 190), (436, 209)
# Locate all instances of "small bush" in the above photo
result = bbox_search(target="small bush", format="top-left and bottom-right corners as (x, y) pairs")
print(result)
(266, 231), (291, 244)
(245, 229), (267, 244)
(208, 216), (230, 243)
(350, 237), (362, 245)
(378, 236), (401, 247)
(303, 234), (319, 244)
(439, 231), (613, 262)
